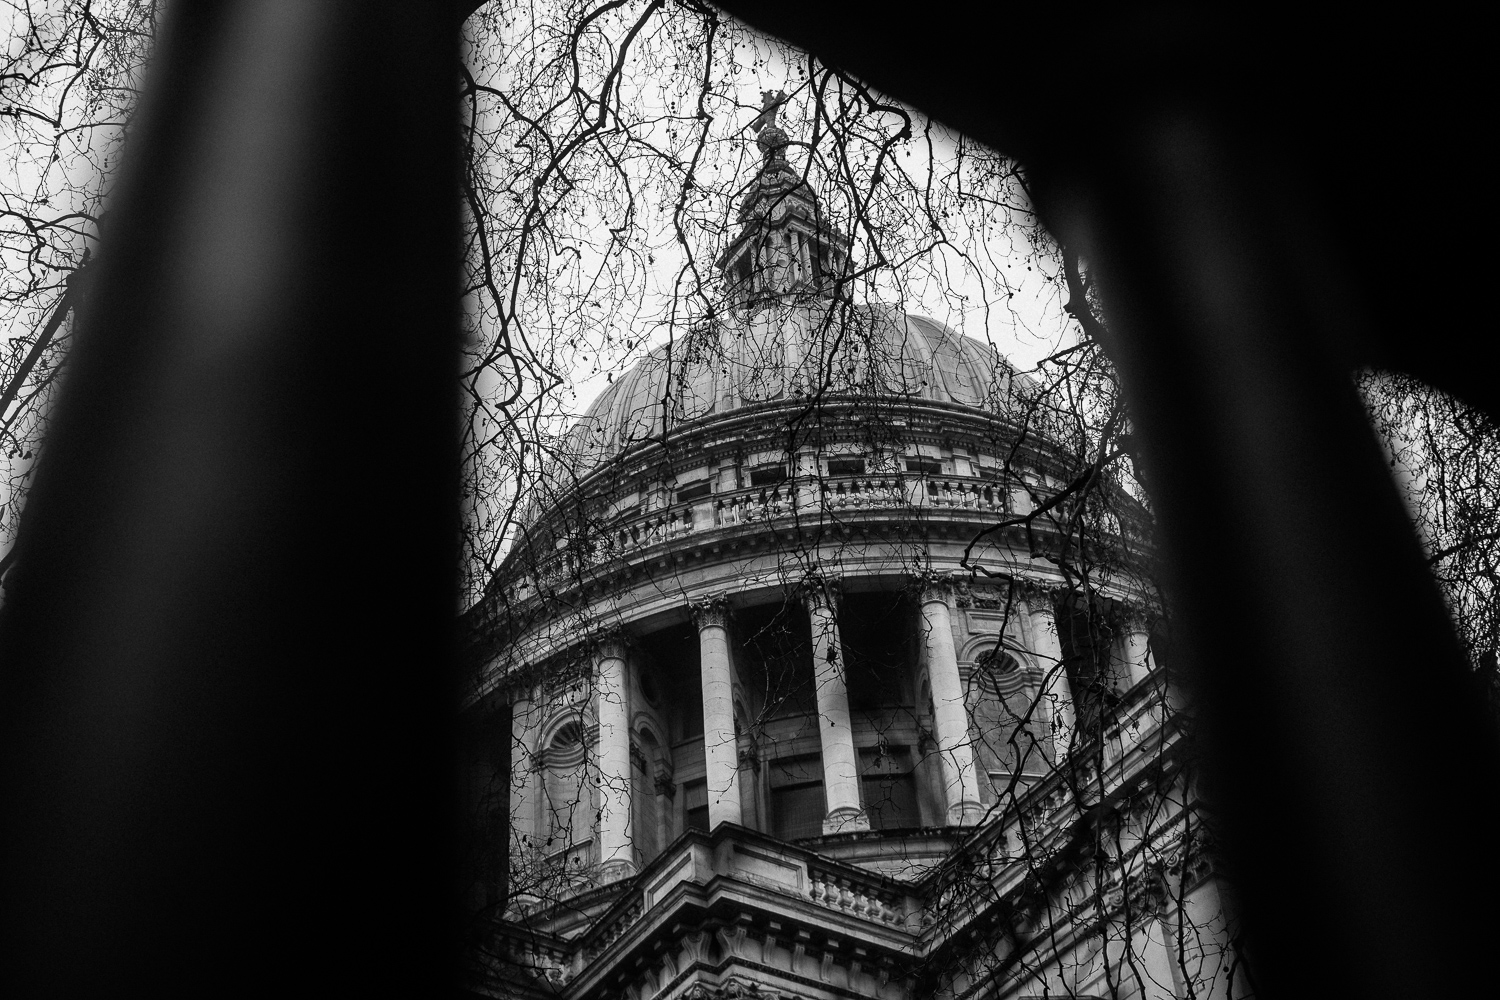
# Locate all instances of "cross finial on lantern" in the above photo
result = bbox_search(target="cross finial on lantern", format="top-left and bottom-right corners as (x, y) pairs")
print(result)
(750, 89), (791, 167)
(750, 89), (788, 134)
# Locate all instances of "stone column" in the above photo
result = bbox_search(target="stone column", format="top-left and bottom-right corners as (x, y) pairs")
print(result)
(510, 689), (540, 845)
(692, 600), (743, 828)
(1025, 591), (1076, 756)
(1121, 613), (1154, 687)
(804, 580), (868, 833)
(918, 579), (983, 826)
(594, 636), (634, 878)
(509, 686), (544, 891)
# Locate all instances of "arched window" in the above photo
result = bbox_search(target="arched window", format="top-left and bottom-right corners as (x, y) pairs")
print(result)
(968, 648), (1051, 802)
(541, 719), (593, 856)
(631, 726), (665, 866)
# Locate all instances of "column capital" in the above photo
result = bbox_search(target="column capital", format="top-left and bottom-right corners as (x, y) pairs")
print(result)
(1116, 602), (1161, 633)
(912, 570), (958, 606)
(591, 626), (634, 663)
(1017, 578), (1062, 613)
(690, 597), (732, 630)
(799, 575), (841, 614)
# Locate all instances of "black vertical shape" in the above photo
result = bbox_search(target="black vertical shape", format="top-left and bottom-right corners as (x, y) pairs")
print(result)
(0, 3), (461, 992)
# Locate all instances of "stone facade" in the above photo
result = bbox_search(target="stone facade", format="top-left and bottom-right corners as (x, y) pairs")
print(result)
(460, 103), (1247, 1000)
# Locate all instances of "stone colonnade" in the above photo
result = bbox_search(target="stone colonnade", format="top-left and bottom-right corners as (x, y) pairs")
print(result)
(577, 576), (1151, 878)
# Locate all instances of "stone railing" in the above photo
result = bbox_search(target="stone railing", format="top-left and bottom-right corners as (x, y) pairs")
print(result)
(715, 482), (796, 527)
(806, 863), (909, 928)
(521, 507), (695, 591)
(922, 476), (1010, 513)
(819, 473), (908, 511)
(607, 506), (695, 555)
(510, 472), (1078, 596)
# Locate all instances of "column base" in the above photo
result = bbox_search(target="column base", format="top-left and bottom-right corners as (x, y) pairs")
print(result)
(597, 859), (638, 884)
(822, 807), (871, 835)
(946, 800), (985, 827)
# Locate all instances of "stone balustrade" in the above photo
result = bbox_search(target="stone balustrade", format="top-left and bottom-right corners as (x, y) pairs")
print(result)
(806, 864), (908, 927)
(508, 473), (1055, 600)
(819, 473), (907, 510)
(715, 483), (796, 526)
(922, 477), (1010, 512)
(610, 506), (695, 554)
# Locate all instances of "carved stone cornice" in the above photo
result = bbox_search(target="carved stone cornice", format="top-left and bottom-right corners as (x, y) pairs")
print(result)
(690, 597), (732, 630)
(953, 578), (1017, 611)
(1163, 825), (1218, 890)
(1101, 862), (1170, 922)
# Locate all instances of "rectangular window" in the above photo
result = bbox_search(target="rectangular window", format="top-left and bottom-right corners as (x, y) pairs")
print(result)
(769, 755), (825, 841)
(684, 779), (709, 833)
(675, 480), (711, 503)
(859, 747), (918, 831)
(827, 457), (865, 476)
(749, 464), (787, 487)
(905, 457), (942, 475)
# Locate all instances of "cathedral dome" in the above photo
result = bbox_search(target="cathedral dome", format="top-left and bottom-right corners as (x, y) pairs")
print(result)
(556, 303), (1028, 482)
(542, 90), (1042, 488)
(462, 92), (1197, 1000)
